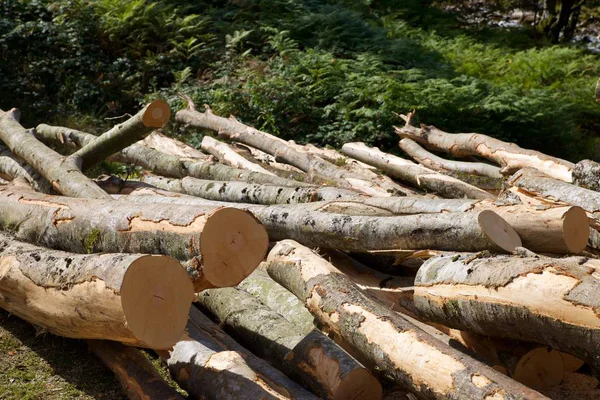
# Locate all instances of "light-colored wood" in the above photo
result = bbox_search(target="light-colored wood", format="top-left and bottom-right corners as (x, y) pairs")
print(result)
(560, 352), (585, 373)
(143, 131), (207, 159)
(512, 347), (564, 389)
(202, 136), (276, 175)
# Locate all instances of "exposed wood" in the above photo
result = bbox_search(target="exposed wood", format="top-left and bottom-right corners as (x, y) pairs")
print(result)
(395, 119), (574, 182)
(198, 287), (382, 400)
(202, 136), (276, 175)
(87, 340), (185, 400)
(413, 253), (600, 373)
(163, 305), (318, 400)
(0, 187), (268, 292)
(399, 138), (503, 179)
(0, 232), (193, 349)
(68, 100), (171, 170)
(341, 142), (493, 199)
(266, 240), (547, 399)
(143, 131), (207, 159)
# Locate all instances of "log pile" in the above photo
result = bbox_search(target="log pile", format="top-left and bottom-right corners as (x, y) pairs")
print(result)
(1, 100), (599, 400)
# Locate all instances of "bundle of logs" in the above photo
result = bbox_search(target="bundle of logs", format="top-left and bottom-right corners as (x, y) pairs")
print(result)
(2, 97), (600, 400)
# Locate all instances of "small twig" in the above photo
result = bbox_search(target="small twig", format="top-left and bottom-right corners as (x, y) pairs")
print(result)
(104, 113), (132, 121)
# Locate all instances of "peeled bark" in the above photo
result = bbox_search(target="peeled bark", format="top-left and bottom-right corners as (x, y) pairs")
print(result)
(0, 232), (193, 349)
(341, 142), (493, 199)
(198, 287), (382, 400)
(395, 121), (574, 182)
(163, 306), (318, 400)
(266, 240), (547, 399)
(399, 138), (503, 179)
(87, 340), (185, 400)
(202, 136), (276, 175)
(0, 187), (268, 292)
(69, 100), (171, 170)
(413, 253), (600, 373)
(143, 131), (207, 159)
(0, 146), (53, 193)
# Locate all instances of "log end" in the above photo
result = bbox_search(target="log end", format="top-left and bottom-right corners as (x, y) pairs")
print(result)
(120, 255), (194, 349)
(201, 208), (269, 289)
(513, 347), (564, 389)
(142, 100), (172, 128)
(562, 206), (589, 254)
(477, 210), (522, 253)
(334, 368), (383, 400)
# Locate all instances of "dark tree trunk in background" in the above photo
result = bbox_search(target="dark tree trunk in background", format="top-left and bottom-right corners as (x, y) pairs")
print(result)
(541, 0), (583, 42)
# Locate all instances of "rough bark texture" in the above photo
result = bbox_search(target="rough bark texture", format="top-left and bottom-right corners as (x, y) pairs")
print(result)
(399, 138), (503, 179)
(0, 187), (268, 292)
(413, 253), (600, 373)
(198, 287), (381, 400)
(164, 306), (317, 400)
(0, 232), (193, 349)
(0, 110), (110, 198)
(572, 160), (600, 191)
(341, 142), (493, 199)
(201, 136), (276, 175)
(87, 340), (185, 400)
(0, 145), (53, 193)
(266, 240), (547, 400)
(395, 122), (574, 182)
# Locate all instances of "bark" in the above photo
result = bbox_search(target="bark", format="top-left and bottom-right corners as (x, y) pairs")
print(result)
(201, 136), (276, 175)
(198, 287), (382, 400)
(143, 131), (207, 159)
(413, 253), (600, 373)
(87, 340), (184, 400)
(176, 103), (396, 196)
(399, 138), (503, 179)
(265, 240), (547, 399)
(0, 110), (110, 198)
(572, 160), (600, 191)
(0, 232), (193, 349)
(237, 266), (316, 334)
(395, 121), (574, 182)
(341, 142), (493, 199)
(0, 187), (268, 292)
(69, 100), (171, 170)
(0, 145), (53, 193)
(237, 143), (306, 174)
(163, 305), (318, 400)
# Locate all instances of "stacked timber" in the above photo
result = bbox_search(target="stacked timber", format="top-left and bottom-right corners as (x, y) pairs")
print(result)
(0, 98), (599, 400)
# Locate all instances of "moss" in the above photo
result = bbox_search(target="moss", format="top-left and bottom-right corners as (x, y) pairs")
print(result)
(444, 299), (462, 318)
(83, 228), (101, 254)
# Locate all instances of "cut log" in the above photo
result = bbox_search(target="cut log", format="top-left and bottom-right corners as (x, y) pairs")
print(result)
(560, 353), (585, 373)
(202, 136), (276, 175)
(176, 101), (397, 196)
(143, 131), (207, 159)
(68, 100), (171, 170)
(265, 240), (547, 399)
(0, 232), (193, 348)
(0, 187), (268, 292)
(399, 138), (503, 179)
(413, 253), (600, 373)
(573, 160), (600, 191)
(198, 287), (382, 400)
(0, 109), (110, 198)
(395, 119), (574, 181)
(341, 142), (493, 199)
(0, 145), (53, 193)
(163, 305), (318, 400)
(87, 340), (185, 400)
(237, 266), (316, 334)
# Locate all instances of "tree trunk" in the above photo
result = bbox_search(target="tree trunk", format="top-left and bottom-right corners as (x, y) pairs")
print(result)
(0, 109), (110, 198)
(0, 232), (193, 349)
(341, 142), (493, 199)
(68, 100), (171, 171)
(399, 138), (503, 179)
(395, 121), (574, 181)
(198, 287), (382, 400)
(413, 253), (600, 373)
(202, 136), (276, 175)
(572, 160), (600, 191)
(265, 240), (548, 399)
(0, 187), (268, 292)
(143, 131), (207, 159)
(0, 145), (53, 193)
(87, 340), (185, 400)
(163, 306), (318, 400)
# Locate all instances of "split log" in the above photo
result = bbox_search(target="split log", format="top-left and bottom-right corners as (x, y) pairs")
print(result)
(0, 232), (193, 349)
(0, 109), (110, 198)
(198, 287), (382, 400)
(237, 267), (316, 333)
(0, 145), (53, 193)
(399, 138), (503, 179)
(201, 136), (276, 175)
(68, 100), (171, 170)
(395, 119), (574, 181)
(143, 131), (207, 159)
(266, 240), (547, 399)
(341, 142), (493, 199)
(163, 305), (318, 400)
(87, 340), (184, 400)
(413, 253), (600, 373)
(176, 101), (397, 196)
(0, 187), (268, 292)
